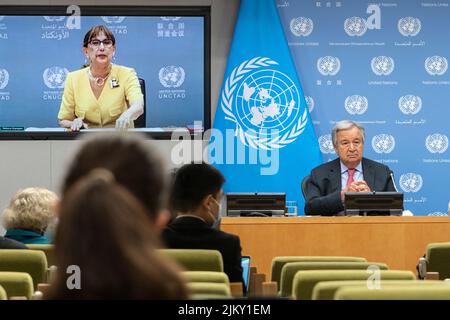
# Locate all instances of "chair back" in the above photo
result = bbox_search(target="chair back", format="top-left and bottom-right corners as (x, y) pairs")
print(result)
(0, 250), (48, 289)
(334, 283), (450, 300)
(182, 271), (230, 285)
(159, 249), (224, 272)
(271, 256), (367, 285)
(301, 175), (311, 200)
(134, 78), (146, 128)
(280, 261), (388, 297)
(426, 242), (450, 279)
(0, 272), (34, 299)
(0, 285), (6, 300)
(292, 269), (415, 300)
(27, 244), (55, 267)
(312, 279), (436, 300)
(187, 282), (231, 299)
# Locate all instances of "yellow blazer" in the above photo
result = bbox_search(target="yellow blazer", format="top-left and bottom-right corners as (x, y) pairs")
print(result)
(58, 65), (143, 128)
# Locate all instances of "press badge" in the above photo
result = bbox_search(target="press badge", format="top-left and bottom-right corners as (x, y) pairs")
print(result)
(110, 78), (120, 88)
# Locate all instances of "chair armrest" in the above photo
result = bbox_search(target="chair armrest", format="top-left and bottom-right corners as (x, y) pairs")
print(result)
(230, 282), (243, 298)
(9, 296), (27, 300)
(262, 281), (278, 297)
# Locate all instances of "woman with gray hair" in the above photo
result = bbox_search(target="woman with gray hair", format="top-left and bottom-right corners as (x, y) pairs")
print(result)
(2, 187), (58, 244)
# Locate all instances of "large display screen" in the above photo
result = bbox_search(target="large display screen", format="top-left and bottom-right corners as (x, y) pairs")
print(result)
(0, 6), (210, 138)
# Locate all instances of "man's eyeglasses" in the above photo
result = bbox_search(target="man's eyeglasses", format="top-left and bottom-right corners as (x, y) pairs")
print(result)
(89, 39), (114, 48)
(339, 140), (362, 148)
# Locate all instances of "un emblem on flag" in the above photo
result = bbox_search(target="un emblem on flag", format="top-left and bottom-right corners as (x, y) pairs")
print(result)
(221, 57), (308, 150)
(400, 173), (423, 193)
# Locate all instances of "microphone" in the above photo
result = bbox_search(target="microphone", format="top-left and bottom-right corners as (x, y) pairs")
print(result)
(389, 170), (399, 192)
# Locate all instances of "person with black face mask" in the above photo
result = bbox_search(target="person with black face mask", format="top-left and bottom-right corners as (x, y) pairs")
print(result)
(162, 162), (245, 293)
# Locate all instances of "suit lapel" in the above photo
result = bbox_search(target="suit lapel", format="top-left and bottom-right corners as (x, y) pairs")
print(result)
(328, 158), (342, 191)
(362, 158), (376, 190)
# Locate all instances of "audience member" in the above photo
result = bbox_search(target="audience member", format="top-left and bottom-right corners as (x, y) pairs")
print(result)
(2, 187), (58, 244)
(162, 163), (245, 291)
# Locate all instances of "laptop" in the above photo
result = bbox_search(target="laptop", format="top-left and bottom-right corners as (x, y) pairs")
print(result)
(241, 256), (251, 292)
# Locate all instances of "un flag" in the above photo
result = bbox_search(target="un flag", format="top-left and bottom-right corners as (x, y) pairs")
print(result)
(210, 0), (322, 215)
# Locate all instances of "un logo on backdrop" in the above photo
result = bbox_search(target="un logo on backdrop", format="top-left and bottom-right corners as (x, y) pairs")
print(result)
(400, 173), (423, 193)
(159, 66), (185, 88)
(290, 17), (314, 37)
(372, 134), (396, 154)
(0, 69), (9, 90)
(425, 56), (448, 76)
(398, 17), (421, 36)
(305, 96), (314, 113)
(317, 56), (341, 76)
(398, 95), (422, 115)
(344, 17), (367, 36)
(425, 134), (449, 154)
(344, 95), (368, 115)
(43, 67), (68, 89)
(371, 56), (395, 76)
(101, 17), (126, 24)
(318, 134), (335, 154)
(221, 57), (308, 150)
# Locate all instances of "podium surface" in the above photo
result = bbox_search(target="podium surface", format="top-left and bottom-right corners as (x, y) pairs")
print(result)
(221, 216), (450, 278)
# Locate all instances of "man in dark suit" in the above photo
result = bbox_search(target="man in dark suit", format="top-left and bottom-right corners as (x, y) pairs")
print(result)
(304, 120), (396, 216)
(162, 163), (245, 291)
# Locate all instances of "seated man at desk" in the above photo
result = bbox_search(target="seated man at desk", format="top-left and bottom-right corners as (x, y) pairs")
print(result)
(304, 120), (396, 216)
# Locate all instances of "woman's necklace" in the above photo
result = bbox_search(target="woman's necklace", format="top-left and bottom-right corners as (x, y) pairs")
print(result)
(88, 66), (111, 87)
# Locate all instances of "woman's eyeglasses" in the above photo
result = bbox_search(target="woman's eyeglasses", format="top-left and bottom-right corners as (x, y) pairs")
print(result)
(89, 39), (114, 48)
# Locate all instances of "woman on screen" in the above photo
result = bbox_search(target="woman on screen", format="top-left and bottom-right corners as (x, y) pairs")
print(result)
(58, 25), (144, 131)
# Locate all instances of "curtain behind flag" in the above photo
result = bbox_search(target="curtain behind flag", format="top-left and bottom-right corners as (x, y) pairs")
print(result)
(210, 0), (322, 215)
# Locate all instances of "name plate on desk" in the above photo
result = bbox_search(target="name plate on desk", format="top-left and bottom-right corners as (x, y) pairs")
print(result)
(344, 192), (404, 216)
(226, 192), (286, 217)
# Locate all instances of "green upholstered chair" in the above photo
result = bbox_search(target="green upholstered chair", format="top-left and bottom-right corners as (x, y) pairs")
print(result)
(187, 282), (232, 299)
(312, 279), (441, 300)
(0, 250), (48, 290)
(334, 283), (450, 300)
(425, 242), (450, 280)
(182, 271), (230, 286)
(0, 272), (34, 300)
(292, 270), (415, 300)
(27, 244), (55, 267)
(280, 261), (388, 297)
(271, 256), (367, 286)
(0, 285), (6, 300)
(159, 249), (224, 272)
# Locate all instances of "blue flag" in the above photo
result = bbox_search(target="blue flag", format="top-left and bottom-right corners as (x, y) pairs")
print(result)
(210, 0), (322, 215)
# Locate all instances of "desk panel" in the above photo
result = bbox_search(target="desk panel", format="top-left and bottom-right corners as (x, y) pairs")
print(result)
(221, 216), (450, 278)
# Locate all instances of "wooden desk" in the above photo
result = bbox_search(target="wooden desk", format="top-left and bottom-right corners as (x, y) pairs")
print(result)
(221, 216), (450, 278)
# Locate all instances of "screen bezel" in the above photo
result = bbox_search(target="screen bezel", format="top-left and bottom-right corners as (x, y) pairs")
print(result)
(0, 5), (211, 140)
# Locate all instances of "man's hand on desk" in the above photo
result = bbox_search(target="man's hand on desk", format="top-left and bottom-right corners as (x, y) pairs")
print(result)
(340, 180), (371, 201)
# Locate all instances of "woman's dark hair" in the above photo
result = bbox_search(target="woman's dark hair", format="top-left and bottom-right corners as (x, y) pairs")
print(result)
(170, 162), (225, 213)
(48, 170), (187, 299)
(83, 25), (116, 48)
(62, 133), (167, 222)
